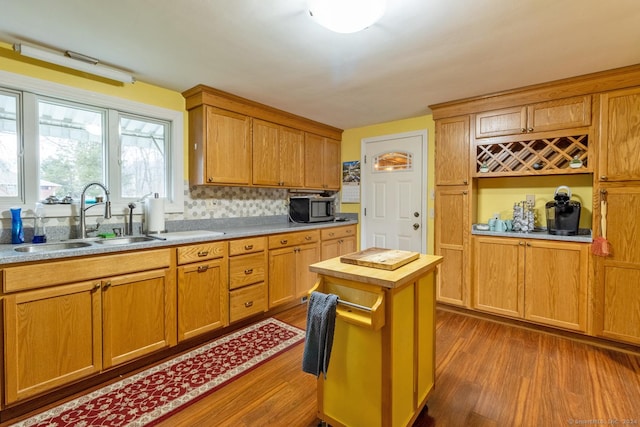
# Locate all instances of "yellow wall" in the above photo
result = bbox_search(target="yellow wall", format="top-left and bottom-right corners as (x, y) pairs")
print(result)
(340, 116), (437, 253)
(476, 175), (593, 229)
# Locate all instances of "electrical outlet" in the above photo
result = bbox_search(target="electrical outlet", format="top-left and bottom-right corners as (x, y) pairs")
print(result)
(526, 194), (535, 206)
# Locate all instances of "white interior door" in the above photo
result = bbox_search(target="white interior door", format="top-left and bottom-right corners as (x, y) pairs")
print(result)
(361, 130), (427, 253)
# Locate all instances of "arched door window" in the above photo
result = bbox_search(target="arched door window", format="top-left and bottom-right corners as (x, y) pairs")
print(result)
(373, 151), (413, 172)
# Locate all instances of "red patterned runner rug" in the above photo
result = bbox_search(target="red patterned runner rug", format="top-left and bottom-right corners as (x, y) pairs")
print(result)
(12, 318), (305, 427)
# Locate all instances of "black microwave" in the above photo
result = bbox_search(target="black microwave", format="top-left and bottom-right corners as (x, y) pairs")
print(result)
(289, 196), (335, 223)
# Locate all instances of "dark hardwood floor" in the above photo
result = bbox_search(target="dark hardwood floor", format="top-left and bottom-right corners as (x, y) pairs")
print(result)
(4, 305), (640, 426)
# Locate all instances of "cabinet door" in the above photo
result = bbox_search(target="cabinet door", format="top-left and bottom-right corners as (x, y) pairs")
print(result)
(323, 138), (342, 190)
(599, 88), (640, 181)
(102, 269), (173, 369)
(321, 236), (357, 261)
(268, 247), (297, 307)
(435, 116), (470, 185)
(177, 258), (229, 342)
(524, 240), (589, 332)
(593, 186), (640, 344)
(296, 242), (320, 298)
(304, 133), (325, 189)
(475, 106), (527, 138)
(472, 237), (524, 318)
(434, 186), (469, 306)
(4, 281), (102, 404)
(252, 119), (280, 186)
(204, 107), (251, 185)
(527, 96), (591, 133)
(280, 126), (305, 187)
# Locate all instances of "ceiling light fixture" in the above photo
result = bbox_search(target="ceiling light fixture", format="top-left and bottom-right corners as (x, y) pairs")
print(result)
(308, 0), (386, 34)
(13, 43), (135, 84)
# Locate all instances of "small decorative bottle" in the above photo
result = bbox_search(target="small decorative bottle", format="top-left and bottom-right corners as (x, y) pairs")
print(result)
(10, 207), (24, 244)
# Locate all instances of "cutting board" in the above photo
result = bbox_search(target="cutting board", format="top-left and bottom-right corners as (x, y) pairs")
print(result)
(340, 247), (420, 270)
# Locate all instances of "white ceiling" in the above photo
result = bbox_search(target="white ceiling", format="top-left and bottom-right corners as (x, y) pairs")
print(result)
(2, 0), (640, 130)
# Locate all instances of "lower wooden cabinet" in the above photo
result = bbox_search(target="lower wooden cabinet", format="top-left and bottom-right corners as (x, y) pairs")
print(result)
(177, 241), (228, 342)
(320, 225), (357, 260)
(473, 236), (589, 332)
(592, 186), (640, 345)
(268, 230), (320, 308)
(228, 237), (268, 323)
(3, 281), (102, 404)
(2, 249), (175, 404)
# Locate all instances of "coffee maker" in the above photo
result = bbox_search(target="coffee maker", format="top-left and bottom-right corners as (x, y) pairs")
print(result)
(545, 185), (581, 235)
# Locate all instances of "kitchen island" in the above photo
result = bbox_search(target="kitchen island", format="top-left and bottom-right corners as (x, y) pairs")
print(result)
(309, 251), (443, 427)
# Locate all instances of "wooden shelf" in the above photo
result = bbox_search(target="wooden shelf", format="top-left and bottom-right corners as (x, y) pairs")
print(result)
(475, 134), (591, 177)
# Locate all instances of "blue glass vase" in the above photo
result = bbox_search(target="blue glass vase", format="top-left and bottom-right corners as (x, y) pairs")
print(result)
(10, 207), (24, 244)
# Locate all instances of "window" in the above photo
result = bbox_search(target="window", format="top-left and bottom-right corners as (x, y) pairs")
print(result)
(0, 90), (20, 200)
(0, 70), (183, 214)
(373, 151), (413, 172)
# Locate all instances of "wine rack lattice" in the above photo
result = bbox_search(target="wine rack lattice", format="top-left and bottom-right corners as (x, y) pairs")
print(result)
(475, 135), (589, 176)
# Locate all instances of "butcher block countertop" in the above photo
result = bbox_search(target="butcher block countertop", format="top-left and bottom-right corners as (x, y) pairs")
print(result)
(309, 251), (443, 289)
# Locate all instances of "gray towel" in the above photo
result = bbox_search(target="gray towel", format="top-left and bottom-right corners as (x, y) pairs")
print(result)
(302, 291), (338, 378)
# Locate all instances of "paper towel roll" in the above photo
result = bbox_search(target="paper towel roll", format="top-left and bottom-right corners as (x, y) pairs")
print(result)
(146, 196), (165, 233)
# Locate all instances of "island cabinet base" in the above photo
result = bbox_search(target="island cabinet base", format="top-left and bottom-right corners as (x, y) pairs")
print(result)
(309, 254), (442, 427)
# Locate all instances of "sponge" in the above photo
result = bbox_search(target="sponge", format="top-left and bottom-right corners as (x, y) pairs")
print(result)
(97, 232), (116, 238)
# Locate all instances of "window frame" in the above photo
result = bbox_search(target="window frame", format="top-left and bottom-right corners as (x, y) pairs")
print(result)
(0, 69), (184, 217)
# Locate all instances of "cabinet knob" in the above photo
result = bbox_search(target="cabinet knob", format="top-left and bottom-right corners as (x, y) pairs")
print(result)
(600, 175), (608, 181)
(103, 281), (112, 288)
(526, 242), (532, 247)
(198, 265), (209, 273)
(338, 239), (344, 244)
(463, 180), (468, 185)
(244, 268), (253, 275)
(463, 190), (468, 195)
(244, 301), (254, 308)
(93, 282), (101, 290)
(519, 241), (525, 246)
(207, 177), (214, 183)
(305, 235), (312, 240)
(527, 127), (534, 133)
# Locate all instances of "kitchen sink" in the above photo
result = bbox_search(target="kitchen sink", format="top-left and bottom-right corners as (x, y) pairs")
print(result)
(93, 236), (156, 245)
(14, 241), (93, 253)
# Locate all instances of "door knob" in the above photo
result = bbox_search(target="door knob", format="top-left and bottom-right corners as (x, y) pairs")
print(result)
(413, 223), (420, 230)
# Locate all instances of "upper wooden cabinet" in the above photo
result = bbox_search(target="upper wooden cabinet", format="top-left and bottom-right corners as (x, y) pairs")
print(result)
(252, 119), (304, 187)
(183, 85), (343, 190)
(189, 105), (252, 186)
(435, 115), (470, 186)
(475, 96), (591, 138)
(599, 87), (640, 181)
(304, 133), (341, 190)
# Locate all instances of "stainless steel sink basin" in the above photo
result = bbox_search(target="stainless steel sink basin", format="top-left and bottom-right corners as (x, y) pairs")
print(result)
(93, 236), (156, 245)
(14, 241), (93, 253)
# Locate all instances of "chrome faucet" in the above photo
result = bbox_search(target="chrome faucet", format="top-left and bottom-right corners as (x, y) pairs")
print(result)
(80, 182), (111, 239)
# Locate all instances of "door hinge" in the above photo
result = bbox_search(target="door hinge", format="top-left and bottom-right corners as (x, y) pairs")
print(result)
(364, 155), (367, 164)
(364, 207), (367, 216)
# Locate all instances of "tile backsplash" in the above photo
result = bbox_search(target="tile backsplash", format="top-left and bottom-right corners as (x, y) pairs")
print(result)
(0, 182), (290, 243)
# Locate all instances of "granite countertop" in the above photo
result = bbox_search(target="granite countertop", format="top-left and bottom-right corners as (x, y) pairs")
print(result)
(471, 225), (592, 243)
(0, 217), (358, 266)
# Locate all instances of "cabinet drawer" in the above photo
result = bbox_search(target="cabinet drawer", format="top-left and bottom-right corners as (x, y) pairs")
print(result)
(321, 225), (356, 241)
(177, 241), (227, 265)
(229, 236), (266, 256)
(230, 282), (267, 322)
(229, 252), (266, 290)
(3, 249), (171, 293)
(268, 230), (320, 249)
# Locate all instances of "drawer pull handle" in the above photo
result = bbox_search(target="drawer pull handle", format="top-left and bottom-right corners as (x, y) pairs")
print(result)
(198, 265), (209, 272)
(346, 229), (352, 234)
(305, 236), (312, 240)
(244, 301), (254, 308)
(329, 232), (335, 237)
(280, 239), (288, 244)
(197, 250), (209, 257)
(244, 268), (253, 275)
(244, 244), (253, 250)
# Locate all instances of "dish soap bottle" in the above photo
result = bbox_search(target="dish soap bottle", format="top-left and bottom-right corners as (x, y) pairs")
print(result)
(10, 207), (24, 244)
(33, 203), (47, 243)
